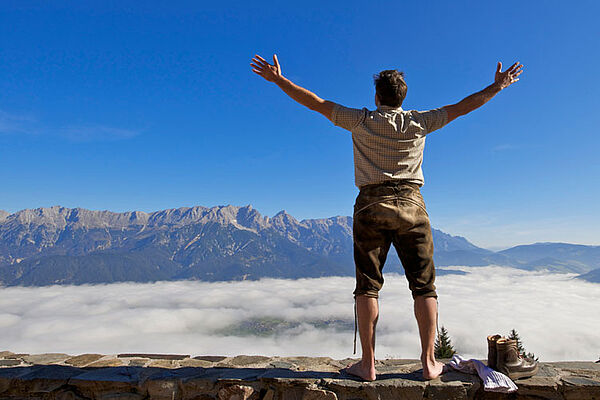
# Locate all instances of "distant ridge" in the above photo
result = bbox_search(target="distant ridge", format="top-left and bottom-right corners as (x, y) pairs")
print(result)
(0, 205), (598, 286)
(575, 268), (600, 283)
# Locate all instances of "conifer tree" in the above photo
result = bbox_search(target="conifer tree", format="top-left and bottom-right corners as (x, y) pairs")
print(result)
(434, 325), (456, 358)
(508, 329), (538, 361)
(508, 329), (525, 354)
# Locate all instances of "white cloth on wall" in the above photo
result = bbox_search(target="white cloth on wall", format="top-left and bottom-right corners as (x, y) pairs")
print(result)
(447, 354), (518, 393)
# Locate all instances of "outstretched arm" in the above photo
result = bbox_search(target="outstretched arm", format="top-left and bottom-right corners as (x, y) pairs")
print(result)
(443, 61), (524, 123)
(251, 54), (335, 121)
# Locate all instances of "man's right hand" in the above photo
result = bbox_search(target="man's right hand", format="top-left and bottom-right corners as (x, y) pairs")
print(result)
(495, 61), (524, 90)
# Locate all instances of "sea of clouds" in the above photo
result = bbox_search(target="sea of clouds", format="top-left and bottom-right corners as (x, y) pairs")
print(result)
(1, 266), (598, 362)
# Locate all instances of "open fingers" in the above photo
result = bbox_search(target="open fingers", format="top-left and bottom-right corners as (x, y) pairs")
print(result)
(507, 62), (520, 73)
(252, 57), (268, 68)
(510, 64), (524, 77)
(254, 54), (269, 64)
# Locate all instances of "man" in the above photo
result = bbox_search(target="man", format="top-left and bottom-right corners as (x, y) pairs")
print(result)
(250, 54), (523, 381)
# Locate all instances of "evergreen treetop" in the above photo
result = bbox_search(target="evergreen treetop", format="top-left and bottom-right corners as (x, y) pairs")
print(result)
(508, 328), (539, 361)
(434, 325), (456, 359)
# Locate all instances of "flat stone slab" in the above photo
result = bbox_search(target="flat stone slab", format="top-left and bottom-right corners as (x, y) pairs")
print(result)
(127, 358), (150, 367)
(0, 351), (599, 399)
(0, 351), (29, 359)
(118, 353), (190, 360)
(194, 355), (228, 362)
(0, 360), (22, 367)
(87, 357), (126, 367)
(64, 353), (104, 367)
(21, 353), (71, 365)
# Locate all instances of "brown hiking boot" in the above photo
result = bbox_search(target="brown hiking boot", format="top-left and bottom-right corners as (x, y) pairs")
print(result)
(496, 337), (539, 380)
(487, 334), (502, 370)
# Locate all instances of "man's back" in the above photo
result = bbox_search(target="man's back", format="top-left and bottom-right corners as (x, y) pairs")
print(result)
(250, 53), (524, 381)
(331, 103), (449, 188)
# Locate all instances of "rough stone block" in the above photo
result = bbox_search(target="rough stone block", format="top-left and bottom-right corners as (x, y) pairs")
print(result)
(560, 375), (600, 400)
(68, 366), (146, 399)
(145, 379), (180, 400)
(362, 381), (426, 400)
(179, 377), (216, 400)
(424, 380), (467, 400)
(54, 388), (89, 400)
(302, 388), (337, 399)
(0, 378), (10, 395)
(9, 365), (84, 395)
(515, 376), (561, 399)
(217, 384), (255, 400)
(262, 388), (275, 400)
(98, 393), (146, 400)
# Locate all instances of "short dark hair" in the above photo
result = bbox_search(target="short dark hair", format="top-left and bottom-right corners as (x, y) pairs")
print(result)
(373, 70), (407, 107)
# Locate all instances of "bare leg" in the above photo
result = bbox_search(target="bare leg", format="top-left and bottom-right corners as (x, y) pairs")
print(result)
(414, 295), (445, 379)
(344, 295), (378, 381)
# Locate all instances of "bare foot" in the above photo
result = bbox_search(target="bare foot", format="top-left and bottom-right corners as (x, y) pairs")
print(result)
(342, 360), (377, 381)
(422, 359), (446, 380)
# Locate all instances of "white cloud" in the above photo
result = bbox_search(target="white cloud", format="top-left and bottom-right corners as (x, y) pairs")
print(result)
(0, 110), (36, 134)
(0, 109), (139, 141)
(60, 125), (140, 141)
(0, 266), (598, 362)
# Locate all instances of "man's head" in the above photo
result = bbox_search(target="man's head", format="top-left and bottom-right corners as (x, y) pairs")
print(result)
(373, 70), (407, 108)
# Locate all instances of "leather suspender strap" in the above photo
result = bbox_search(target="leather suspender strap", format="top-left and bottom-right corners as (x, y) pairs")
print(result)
(436, 298), (440, 339)
(353, 296), (357, 355)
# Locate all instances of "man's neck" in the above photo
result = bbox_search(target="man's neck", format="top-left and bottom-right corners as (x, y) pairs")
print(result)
(377, 104), (403, 111)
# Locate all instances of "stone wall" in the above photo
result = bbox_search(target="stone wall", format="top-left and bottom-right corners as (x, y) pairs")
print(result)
(1, 351), (599, 399)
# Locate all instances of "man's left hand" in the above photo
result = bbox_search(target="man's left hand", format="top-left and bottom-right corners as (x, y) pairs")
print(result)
(251, 54), (282, 82)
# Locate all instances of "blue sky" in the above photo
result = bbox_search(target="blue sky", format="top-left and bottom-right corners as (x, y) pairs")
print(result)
(0, 1), (598, 249)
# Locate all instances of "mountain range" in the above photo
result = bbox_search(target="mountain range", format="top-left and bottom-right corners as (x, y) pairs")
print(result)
(0, 205), (598, 286)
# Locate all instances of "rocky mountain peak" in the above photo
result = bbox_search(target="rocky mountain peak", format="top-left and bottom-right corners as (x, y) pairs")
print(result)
(236, 205), (269, 231)
(147, 206), (208, 226)
(10, 205), (71, 227)
(1, 204), (598, 286)
(271, 210), (299, 225)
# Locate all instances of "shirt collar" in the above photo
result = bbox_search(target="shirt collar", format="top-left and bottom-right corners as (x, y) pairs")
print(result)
(377, 104), (403, 112)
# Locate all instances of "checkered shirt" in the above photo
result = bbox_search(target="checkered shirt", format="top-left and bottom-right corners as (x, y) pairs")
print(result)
(331, 103), (449, 188)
